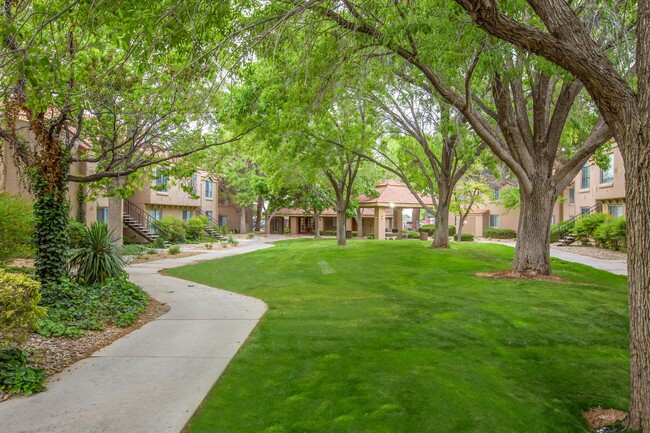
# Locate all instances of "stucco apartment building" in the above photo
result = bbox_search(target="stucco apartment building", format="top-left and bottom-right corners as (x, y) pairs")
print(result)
(458, 146), (626, 237)
(1, 124), (249, 243)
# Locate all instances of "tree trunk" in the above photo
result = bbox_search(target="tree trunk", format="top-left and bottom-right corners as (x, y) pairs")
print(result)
(239, 207), (246, 234)
(456, 215), (465, 242)
(412, 208), (420, 231)
(32, 137), (70, 288)
(512, 187), (556, 275)
(431, 195), (451, 248)
(623, 134), (650, 432)
(255, 196), (263, 231)
(355, 208), (364, 238)
(314, 211), (321, 238)
(336, 209), (347, 246)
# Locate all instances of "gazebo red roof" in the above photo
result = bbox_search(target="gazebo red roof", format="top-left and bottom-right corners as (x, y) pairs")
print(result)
(358, 179), (434, 208)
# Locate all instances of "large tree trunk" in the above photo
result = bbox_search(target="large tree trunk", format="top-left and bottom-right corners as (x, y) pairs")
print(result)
(314, 211), (321, 238)
(412, 208), (420, 231)
(336, 209), (347, 246)
(239, 207), (246, 234)
(512, 187), (556, 276)
(32, 136), (70, 288)
(255, 196), (263, 231)
(355, 208), (364, 238)
(431, 194), (451, 248)
(623, 133), (650, 432)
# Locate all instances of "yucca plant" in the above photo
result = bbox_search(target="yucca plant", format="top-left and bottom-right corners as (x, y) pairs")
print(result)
(68, 223), (126, 284)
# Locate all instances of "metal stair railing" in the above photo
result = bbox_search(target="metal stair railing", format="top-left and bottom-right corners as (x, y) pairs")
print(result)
(552, 203), (603, 241)
(196, 209), (226, 238)
(123, 199), (172, 242)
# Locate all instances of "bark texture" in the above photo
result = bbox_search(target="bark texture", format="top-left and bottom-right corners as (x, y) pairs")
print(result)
(513, 187), (556, 275)
(336, 210), (347, 246)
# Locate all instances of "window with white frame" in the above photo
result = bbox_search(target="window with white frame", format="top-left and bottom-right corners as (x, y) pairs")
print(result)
(97, 207), (109, 223)
(492, 187), (500, 201)
(600, 154), (614, 184)
(568, 187), (575, 204)
(205, 178), (213, 199)
(155, 170), (169, 192)
(191, 175), (199, 195)
(489, 214), (499, 228)
(581, 164), (590, 189)
(182, 210), (192, 221)
(205, 210), (213, 221)
(149, 208), (162, 233)
(609, 205), (624, 218)
(218, 215), (227, 226)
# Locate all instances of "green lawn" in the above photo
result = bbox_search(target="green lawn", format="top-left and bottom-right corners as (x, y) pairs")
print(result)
(167, 240), (630, 433)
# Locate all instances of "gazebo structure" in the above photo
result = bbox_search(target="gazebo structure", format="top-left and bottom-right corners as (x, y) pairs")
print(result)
(358, 180), (434, 240)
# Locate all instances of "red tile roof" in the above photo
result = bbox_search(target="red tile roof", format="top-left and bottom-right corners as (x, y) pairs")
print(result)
(358, 179), (434, 208)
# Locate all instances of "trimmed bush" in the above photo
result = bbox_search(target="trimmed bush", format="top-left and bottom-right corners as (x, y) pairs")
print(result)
(402, 230), (419, 239)
(321, 230), (337, 236)
(574, 212), (609, 246)
(483, 228), (517, 239)
(185, 216), (208, 241)
(0, 270), (45, 348)
(594, 217), (627, 251)
(418, 224), (435, 235)
(153, 216), (187, 243)
(448, 225), (456, 237)
(460, 233), (474, 242)
(168, 245), (181, 255)
(0, 193), (34, 262)
(68, 222), (126, 284)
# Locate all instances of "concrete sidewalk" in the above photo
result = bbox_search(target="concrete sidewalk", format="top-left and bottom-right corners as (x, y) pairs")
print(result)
(0, 238), (273, 433)
(479, 239), (628, 276)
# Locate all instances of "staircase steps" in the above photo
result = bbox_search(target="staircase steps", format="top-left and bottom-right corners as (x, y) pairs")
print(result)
(122, 212), (159, 243)
(557, 234), (576, 246)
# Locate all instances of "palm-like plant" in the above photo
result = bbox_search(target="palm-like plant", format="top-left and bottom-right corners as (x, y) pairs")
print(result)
(68, 222), (126, 284)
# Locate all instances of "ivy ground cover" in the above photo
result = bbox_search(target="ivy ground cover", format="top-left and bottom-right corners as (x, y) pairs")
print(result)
(167, 240), (629, 433)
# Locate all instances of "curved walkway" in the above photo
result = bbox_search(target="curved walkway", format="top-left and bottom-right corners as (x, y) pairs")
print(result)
(479, 239), (628, 276)
(0, 238), (273, 433)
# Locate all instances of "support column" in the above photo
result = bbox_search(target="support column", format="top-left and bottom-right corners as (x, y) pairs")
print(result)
(374, 206), (386, 240)
(394, 208), (403, 231)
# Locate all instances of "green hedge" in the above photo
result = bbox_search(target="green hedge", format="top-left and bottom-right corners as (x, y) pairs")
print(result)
(0, 270), (46, 349)
(460, 233), (474, 242)
(402, 230), (419, 239)
(448, 225), (456, 237)
(418, 224), (435, 235)
(594, 217), (626, 251)
(483, 228), (517, 239)
(574, 213), (609, 246)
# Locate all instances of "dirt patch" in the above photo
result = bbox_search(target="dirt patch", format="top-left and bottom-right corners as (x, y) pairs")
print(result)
(7, 258), (35, 268)
(475, 270), (565, 282)
(129, 251), (203, 264)
(583, 407), (627, 431)
(1, 295), (170, 402)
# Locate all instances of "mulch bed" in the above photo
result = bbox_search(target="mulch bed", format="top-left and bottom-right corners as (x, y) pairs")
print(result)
(583, 407), (627, 431)
(475, 270), (565, 282)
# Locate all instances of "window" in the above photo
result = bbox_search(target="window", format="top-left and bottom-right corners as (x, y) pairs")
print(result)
(580, 164), (590, 189)
(609, 205), (624, 218)
(205, 211), (213, 221)
(218, 215), (227, 226)
(551, 215), (555, 225)
(191, 175), (199, 195)
(580, 207), (590, 215)
(489, 214), (500, 228)
(492, 187), (500, 201)
(156, 170), (169, 192)
(600, 154), (614, 184)
(97, 207), (108, 223)
(149, 208), (162, 233)
(205, 179), (213, 199)
(182, 210), (192, 221)
(568, 188), (575, 205)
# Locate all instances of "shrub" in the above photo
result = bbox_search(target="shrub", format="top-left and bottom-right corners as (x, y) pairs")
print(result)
(204, 243), (213, 250)
(68, 222), (126, 285)
(448, 225), (456, 237)
(483, 228), (517, 239)
(402, 230), (419, 239)
(146, 248), (158, 255)
(185, 216), (208, 241)
(121, 244), (147, 258)
(419, 224), (435, 235)
(0, 193), (34, 262)
(153, 216), (186, 243)
(283, 227), (291, 234)
(39, 277), (148, 334)
(594, 217), (627, 251)
(321, 230), (337, 236)
(168, 245), (181, 255)
(247, 232), (255, 239)
(0, 270), (45, 349)
(461, 233), (475, 242)
(227, 235), (239, 246)
(0, 348), (46, 395)
(67, 220), (87, 249)
(574, 212), (609, 246)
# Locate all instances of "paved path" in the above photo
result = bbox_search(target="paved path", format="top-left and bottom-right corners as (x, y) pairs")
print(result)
(0, 238), (273, 433)
(479, 240), (628, 276)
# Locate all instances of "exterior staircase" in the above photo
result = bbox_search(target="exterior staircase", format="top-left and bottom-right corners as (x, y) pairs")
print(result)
(552, 203), (602, 246)
(123, 200), (163, 243)
(196, 209), (226, 240)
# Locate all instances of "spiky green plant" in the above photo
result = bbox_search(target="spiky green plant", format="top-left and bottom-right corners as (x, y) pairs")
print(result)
(68, 223), (126, 284)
